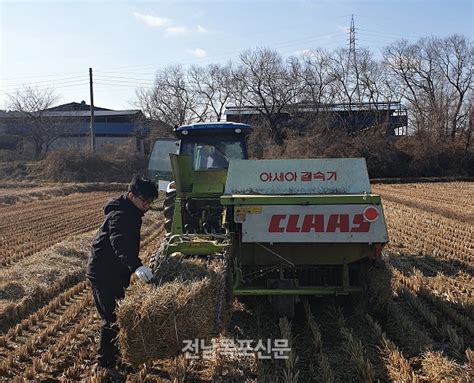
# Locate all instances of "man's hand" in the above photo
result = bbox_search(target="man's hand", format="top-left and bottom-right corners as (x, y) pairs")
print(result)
(135, 266), (154, 282)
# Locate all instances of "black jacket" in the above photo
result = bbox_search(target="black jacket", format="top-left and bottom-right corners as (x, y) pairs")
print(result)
(86, 195), (144, 286)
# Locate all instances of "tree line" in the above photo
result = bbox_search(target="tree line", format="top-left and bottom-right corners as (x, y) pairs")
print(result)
(137, 34), (472, 148)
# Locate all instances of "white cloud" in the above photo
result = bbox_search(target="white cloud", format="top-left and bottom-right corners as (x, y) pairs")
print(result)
(134, 11), (204, 38)
(165, 26), (189, 37)
(189, 48), (207, 59)
(133, 12), (171, 28)
(196, 25), (208, 33)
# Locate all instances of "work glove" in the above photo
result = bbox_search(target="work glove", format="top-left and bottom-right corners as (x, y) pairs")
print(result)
(135, 266), (154, 282)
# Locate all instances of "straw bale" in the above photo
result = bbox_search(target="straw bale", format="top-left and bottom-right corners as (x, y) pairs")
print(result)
(117, 255), (228, 365)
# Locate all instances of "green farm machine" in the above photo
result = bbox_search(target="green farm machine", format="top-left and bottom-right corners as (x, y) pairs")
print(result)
(148, 122), (390, 318)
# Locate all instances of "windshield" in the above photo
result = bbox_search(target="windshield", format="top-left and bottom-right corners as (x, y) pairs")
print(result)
(148, 138), (178, 180)
(180, 138), (245, 170)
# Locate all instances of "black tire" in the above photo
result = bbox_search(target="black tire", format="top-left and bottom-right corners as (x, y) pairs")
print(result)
(163, 205), (174, 219)
(163, 190), (176, 235)
(357, 258), (392, 320)
(273, 296), (296, 320)
(149, 243), (165, 272)
(164, 219), (173, 233)
(163, 190), (176, 208)
(268, 279), (297, 320)
(213, 252), (234, 334)
(222, 253), (234, 328)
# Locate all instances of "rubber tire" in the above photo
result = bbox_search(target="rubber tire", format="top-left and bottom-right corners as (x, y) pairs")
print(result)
(358, 258), (392, 321)
(273, 296), (296, 320)
(149, 243), (165, 272)
(163, 190), (176, 235)
(163, 190), (176, 208)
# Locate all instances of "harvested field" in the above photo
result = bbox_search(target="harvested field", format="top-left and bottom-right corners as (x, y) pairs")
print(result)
(0, 192), (127, 267)
(0, 182), (126, 206)
(0, 181), (472, 382)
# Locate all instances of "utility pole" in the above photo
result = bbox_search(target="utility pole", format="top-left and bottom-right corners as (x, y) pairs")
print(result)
(89, 67), (96, 154)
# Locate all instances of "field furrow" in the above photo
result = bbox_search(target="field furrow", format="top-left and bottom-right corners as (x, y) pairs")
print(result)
(0, 193), (116, 267)
(383, 200), (474, 265)
(373, 182), (474, 222)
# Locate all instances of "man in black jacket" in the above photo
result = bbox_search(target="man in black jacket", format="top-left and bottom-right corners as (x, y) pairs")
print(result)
(86, 177), (158, 377)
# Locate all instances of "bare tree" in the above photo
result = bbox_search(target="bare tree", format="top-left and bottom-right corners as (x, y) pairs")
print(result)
(189, 63), (234, 122)
(436, 34), (473, 140)
(328, 47), (361, 105)
(7, 87), (64, 159)
(384, 35), (473, 141)
(299, 49), (335, 109)
(234, 48), (304, 144)
(136, 65), (201, 127)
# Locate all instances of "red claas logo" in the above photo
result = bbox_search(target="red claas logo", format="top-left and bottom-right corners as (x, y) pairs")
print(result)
(363, 206), (380, 222)
(268, 212), (378, 233)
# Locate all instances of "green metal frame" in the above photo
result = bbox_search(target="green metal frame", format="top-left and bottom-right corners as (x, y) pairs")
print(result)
(234, 286), (363, 296)
(162, 234), (230, 256)
(170, 154), (227, 194)
(221, 194), (382, 205)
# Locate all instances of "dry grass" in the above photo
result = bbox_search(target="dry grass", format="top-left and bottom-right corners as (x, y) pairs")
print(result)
(117, 255), (228, 365)
(373, 182), (474, 223)
(303, 299), (335, 383)
(421, 350), (470, 382)
(365, 314), (420, 382)
(279, 317), (300, 383)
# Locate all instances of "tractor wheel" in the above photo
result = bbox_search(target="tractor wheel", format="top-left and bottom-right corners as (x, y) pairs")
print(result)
(357, 258), (392, 321)
(268, 279), (297, 320)
(163, 190), (176, 235)
(212, 252), (234, 334)
(163, 189), (176, 208)
(221, 254), (234, 328)
(273, 296), (296, 320)
(149, 243), (165, 272)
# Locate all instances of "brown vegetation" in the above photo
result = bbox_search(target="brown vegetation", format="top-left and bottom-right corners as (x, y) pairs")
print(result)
(0, 147), (148, 183)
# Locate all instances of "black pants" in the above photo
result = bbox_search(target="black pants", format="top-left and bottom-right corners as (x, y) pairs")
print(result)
(89, 280), (126, 368)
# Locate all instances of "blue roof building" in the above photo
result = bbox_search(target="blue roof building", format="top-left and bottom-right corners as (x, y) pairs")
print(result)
(0, 101), (150, 154)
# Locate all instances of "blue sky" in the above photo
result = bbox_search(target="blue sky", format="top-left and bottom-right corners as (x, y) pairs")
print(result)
(0, 0), (472, 110)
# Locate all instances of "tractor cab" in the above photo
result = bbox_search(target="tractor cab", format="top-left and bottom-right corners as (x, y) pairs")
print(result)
(176, 123), (252, 171)
(148, 123), (252, 183)
(149, 122), (253, 237)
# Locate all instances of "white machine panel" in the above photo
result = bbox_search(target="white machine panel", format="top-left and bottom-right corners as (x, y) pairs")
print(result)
(225, 159), (371, 195)
(238, 204), (388, 243)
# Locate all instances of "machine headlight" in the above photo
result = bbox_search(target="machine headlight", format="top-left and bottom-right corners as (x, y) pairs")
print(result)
(234, 128), (242, 133)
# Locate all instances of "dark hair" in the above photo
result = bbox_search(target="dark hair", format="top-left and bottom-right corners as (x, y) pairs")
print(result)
(128, 176), (158, 201)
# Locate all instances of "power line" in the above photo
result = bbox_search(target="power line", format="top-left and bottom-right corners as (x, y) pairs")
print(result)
(95, 30), (347, 74)
(357, 28), (426, 40)
(94, 74), (156, 82)
(0, 81), (90, 93)
(0, 27), (408, 93)
(94, 81), (153, 89)
(2, 71), (87, 82)
(1, 75), (87, 86)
